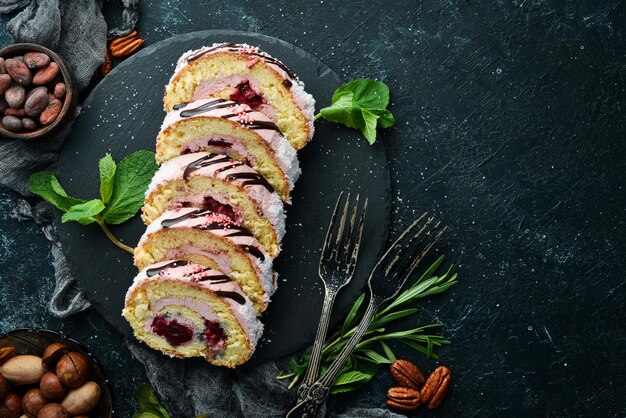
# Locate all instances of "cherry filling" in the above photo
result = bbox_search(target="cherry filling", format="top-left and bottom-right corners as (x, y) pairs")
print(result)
(202, 196), (239, 222)
(203, 319), (227, 351)
(229, 80), (265, 110)
(152, 316), (194, 346)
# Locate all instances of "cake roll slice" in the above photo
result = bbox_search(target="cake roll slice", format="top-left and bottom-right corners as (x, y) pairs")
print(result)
(157, 98), (300, 202)
(163, 43), (315, 150)
(134, 208), (273, 313)
(142, 152), (285, 258)
(123, 260), (262, 367)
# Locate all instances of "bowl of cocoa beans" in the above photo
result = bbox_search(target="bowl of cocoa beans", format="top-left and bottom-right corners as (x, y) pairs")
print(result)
(0, 329), (112, 418)
(0, 43), (77, 140)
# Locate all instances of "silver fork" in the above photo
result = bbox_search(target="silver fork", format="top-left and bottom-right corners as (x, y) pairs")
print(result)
(293, 192), (368, 407)
(286, 214), (446, 418)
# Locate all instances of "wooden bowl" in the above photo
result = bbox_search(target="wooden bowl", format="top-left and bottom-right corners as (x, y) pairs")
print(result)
(0, 328), (113, 417)
(0, 43), (77, 140)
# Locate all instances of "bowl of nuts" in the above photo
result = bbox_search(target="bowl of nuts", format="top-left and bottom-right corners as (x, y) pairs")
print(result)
(0, 328), (112, 417)
(0, 43), (77, 140)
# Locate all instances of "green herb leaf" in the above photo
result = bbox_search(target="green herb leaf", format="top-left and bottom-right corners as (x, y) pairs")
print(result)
(289, 355), (311, 376)
(379, 341), (396, 362)
(102, 150), (158, 224)
(61, 199), (105, 225)
(341, 293), (365, 337)
(29, 172), (85, 212)
(135, 384), (171, 418)
(358, 349), (393, 364)
(317, 79), (395, 144)
(99, 154), (117, 204)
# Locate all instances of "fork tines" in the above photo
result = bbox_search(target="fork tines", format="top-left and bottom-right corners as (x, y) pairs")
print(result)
(320, 192), (368, 279)
(377, 213), (447, 285)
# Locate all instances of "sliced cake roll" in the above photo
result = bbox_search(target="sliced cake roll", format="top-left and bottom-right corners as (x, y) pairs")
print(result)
(123, 260), (262, 367)
(142, 152), (285, 258)
(157, 98), (300, 202)
(163, 43), (315, 150)
(134, 208), (273, 313)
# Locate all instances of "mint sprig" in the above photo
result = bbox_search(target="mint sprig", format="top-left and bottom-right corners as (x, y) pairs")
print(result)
(277, 256), (458, 394)
(316, 79), (395, 144)
(29, 150), (158, 254)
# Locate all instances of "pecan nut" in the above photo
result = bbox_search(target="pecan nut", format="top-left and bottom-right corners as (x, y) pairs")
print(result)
(109, 30), (143, 58)
(0, 346), (16, 365)
(390, 359), (426, 390)
(100, 50), (113, 77)
(420, 365), (451, 410)
(386, 386), (420, 411)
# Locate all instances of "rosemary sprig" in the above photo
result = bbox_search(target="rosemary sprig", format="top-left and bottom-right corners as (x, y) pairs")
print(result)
(276, 255), (458, 394)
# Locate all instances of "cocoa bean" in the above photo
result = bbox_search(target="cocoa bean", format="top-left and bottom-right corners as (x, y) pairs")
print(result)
(22, 117), (37, 130)
(39, 99), (62, 125)
(0, 57), (5, 74)
(14, 55), (24, 63)
(5, 108), (26, 117)
(0, 74), (11, 94)
(32, 62), (59, 86)
(24, 87), (49, 117)
(2, 115), (23, 132)
(5, 84), (26, 108)
(53, 82), (66, 99)
(5, 58), (32, 86)
(24, 52), (50, 69)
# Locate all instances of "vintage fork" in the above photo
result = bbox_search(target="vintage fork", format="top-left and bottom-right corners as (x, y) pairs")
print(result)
(292, 192), (368, 407)
(286, 213), (446, 418)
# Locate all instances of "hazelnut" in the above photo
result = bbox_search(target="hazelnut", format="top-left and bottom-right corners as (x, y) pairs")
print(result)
(0, 392), (22, 418)
(54, 353), (90, 389)
(0, 375), (6, 399)
(38, 374), (65, 401)
(34, 403), (67, 418)
(41, 345), (67, 372)
(21, 389), (46, 418)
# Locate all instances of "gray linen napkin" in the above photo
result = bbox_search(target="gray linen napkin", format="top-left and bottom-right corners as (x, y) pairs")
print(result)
(128, 342), (404, 418)
(0, 0), (139, 315)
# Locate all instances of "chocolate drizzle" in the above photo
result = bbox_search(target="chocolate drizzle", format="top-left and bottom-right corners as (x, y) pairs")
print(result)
(160, 209), (254, 237)
(182, 154), (275, 192)
(186, 43), (297, 79)
(179, 98), (231, 117)
(177, 99), (282, 134)
(146, 260), (191, 277)
(225, 172), (274, 193)
(215, 290), (246, 305)
(183, 154), (231, 180)
(240, 244), (265, 262)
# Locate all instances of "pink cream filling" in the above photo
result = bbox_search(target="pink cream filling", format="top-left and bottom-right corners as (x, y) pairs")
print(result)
(180, 135), (257, 168)
(192, 76), (278, 121)
(167, 246), (234, 275)
(169, 194), (242, 224)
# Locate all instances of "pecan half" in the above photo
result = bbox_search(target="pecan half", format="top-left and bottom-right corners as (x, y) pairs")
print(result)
(0, 346), (16, 366)
(420, 365), (451, 410)
(386, 386), (420, 411)
(110, 31), (143, 58)
(390, 359), (426, 390)
(100, 50), (113, 77)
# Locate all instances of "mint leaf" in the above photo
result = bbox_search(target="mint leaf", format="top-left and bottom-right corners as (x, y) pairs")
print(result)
(334, 79), (389, 109)
(29, 172), (85, 212)
(135, 384), (171, 418)
(318, 79), (394, 144)
(102, 150), (157, 224)
(341, 293), (365, 337)
(61, 199), (105, 225)
(99, 154), (117, 204)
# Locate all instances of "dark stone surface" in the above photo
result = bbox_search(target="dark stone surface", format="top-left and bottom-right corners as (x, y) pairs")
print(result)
(1, 0), (625, 416)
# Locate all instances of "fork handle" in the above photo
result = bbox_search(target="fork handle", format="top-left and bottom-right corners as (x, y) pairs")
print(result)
(295, 287), (339, 403)
(287, 296), (381, 418)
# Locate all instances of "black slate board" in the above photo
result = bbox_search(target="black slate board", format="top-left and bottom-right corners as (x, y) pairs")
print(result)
(56, 31), (390, 364)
